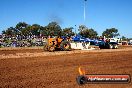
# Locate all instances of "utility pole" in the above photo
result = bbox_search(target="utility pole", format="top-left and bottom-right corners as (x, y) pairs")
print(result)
(84, 0), (87, 24)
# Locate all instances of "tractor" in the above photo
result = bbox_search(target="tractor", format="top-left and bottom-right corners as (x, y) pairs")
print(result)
(43, 36), (71, 52)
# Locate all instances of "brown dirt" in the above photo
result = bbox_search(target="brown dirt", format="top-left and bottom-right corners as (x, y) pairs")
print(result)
(0, 46), (132, 88)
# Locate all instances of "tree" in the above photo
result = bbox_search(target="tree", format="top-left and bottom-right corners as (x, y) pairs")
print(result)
(102, 28), (120, 38)
(2, 30), (6, 34)
(45, 22), (62, 36)
(15, 22), (28, 31)
(15, 22), (29, 35)
(39, 26), (47, 36)
(39, 26), (46, 36)
(3, 27), (17, 36)
(30, 24), (41, 36)
(88, 28), (98, 38)
(121, 36), (128, 41)
(78, 25), (87, 32)
(79, 25), (98, 38)
(79, 28), (98, 38)
(20, 27), (30, 36)
(62, 27), (75, 37)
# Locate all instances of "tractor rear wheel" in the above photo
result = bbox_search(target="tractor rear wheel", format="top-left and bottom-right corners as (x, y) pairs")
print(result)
(60, 41), (71, 51)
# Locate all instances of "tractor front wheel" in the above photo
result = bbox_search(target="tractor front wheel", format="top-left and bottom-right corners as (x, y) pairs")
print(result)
(43, 43), (48, 51)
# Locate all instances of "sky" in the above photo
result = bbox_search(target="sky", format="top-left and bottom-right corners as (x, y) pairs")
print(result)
(0, 0), (132, 38)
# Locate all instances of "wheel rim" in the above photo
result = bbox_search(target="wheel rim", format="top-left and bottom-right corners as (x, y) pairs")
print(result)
(64, 44), (69, 49)
(49, 46), (54, 51)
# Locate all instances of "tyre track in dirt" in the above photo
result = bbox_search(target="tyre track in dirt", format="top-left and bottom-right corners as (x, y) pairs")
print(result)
(0, 48), (132, 59)
(0, 47), (132, 88)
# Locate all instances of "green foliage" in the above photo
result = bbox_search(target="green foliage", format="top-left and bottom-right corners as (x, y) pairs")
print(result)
(62, 27), (75, 37)
(3, 27), (18, 36)
(2, 30), (6, 34)
(79, 25), (98, 38)
(45, 22), (62, 36)
(102, 28), (120, 38)
(15, 22), (30, 36)
(15, 22), (28, 31)
(16, 22), (28, 29)
(2, 22), (122, 39)
(78, 25), (87, 32)
(30, 24), (41, 36)
(121, 36), (128, 41)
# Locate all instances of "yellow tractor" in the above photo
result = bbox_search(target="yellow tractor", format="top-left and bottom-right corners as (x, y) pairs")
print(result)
(43, 37), (71, 52)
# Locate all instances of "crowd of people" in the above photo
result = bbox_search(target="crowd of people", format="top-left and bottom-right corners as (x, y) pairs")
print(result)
(0, 34), (46, 48)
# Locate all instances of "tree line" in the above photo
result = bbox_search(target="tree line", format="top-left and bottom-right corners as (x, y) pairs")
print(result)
(1, 21), (120, 38)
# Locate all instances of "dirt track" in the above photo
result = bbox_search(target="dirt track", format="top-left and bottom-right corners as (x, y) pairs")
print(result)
(0, 46), (132, 88)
